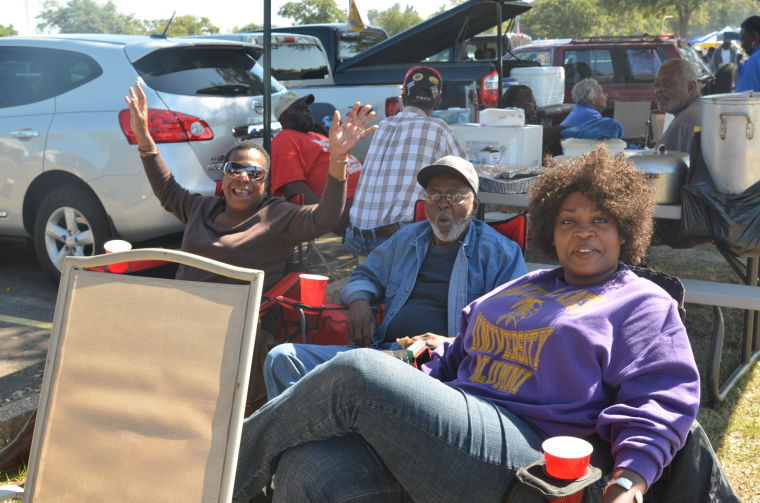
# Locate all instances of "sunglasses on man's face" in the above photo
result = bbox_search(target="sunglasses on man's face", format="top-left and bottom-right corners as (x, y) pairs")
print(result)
(222, 162), (267, 182)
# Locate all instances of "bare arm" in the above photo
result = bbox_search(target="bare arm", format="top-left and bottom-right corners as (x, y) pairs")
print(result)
(347, 299), (376, 347)
(601, 468), (646, 503)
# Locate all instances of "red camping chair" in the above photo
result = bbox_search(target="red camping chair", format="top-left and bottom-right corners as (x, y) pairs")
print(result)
(257, 272), (352, 347)
(413, 199), (528, 254)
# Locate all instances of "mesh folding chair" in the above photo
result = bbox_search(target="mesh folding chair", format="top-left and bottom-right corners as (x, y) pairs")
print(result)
(4, 249), (263, 503)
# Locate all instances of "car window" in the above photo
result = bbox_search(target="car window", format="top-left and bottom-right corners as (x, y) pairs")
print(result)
(677, 44), (713, 79)
(0, 47), (46, 108)
(268, 42), (329, 81)
(53, 50), (102, 94)
(563, 49), (614, 84)
(338, 28), (387, 63)
(133, 47), (284, 97)
(623, 47), (663, 82)
(510, 48), (551, 65)
(424, 48), (452, 63)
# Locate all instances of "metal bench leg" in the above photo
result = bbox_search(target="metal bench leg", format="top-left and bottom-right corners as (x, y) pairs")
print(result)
(707, 306), (725, 407)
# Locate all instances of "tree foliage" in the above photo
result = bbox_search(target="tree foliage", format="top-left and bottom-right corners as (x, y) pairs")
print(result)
(234, 22), (263, 33)
(278, 0), (343, 25)
(37, 0), (144, 34)
(0, 24), (18, 37)
(143, 15), (220, 37)
(521, 0), (665, 39)
(599, 0), (703, 38)
(368, 4), (422, 36)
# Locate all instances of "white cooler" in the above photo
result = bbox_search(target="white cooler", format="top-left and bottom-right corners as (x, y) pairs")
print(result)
(451, 124), (543, 168)
(510, 66), (565, 107)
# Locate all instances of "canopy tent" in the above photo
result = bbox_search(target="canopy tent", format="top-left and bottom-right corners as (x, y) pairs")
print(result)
(689, 26), (740, 45)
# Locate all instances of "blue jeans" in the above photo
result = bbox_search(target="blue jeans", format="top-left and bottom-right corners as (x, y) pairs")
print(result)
(233, 349), (552, 503)
(343, 222), (411, 256)
(264, 343), (355, 399)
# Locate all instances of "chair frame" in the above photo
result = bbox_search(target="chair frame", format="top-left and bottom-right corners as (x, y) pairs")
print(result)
(25, 248), (264, 503)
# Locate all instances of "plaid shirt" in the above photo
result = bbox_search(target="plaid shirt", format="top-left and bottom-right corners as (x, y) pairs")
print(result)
(349, 106), (465, 229)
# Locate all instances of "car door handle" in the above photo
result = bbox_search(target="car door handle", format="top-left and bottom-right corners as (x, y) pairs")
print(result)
(10, 129), (40, 138)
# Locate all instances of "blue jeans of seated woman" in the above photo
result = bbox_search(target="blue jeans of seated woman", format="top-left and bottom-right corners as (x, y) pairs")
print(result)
(234, 349), (558, 503)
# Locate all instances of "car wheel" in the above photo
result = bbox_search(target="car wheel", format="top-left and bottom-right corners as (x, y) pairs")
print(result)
(33, 186), (111, 280)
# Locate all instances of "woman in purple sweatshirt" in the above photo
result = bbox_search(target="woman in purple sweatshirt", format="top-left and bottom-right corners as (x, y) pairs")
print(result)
(232, 146), (700, 503)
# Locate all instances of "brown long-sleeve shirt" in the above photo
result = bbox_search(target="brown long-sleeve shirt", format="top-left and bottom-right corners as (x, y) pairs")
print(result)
(141, 153), (345, 290)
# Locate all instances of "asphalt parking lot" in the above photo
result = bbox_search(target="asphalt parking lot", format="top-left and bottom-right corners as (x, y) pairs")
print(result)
(0, 240), (55, 405)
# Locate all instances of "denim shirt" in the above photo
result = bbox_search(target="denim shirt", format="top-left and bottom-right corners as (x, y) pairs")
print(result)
(341, 219), (527, 347)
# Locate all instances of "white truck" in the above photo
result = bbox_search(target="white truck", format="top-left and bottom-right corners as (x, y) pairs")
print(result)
(196, 31), (401, 160)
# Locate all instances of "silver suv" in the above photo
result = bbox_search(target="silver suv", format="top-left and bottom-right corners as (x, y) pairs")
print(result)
(0, 34), (286, 279)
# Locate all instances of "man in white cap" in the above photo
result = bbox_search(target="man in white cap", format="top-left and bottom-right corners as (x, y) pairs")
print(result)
(271, 91), (363, 234)
(345, 66), (466, 258)
(263, 155), (527, 398)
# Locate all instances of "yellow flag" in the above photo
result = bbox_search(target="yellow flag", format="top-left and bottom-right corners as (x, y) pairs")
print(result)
(348, 0), (366, 32)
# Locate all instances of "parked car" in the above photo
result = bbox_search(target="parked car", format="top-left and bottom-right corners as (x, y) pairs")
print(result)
(332, 0), (532, 110)
(507, 35), (715, 109)
(0, 34), (286, 279)
(189, 31), (400, 160)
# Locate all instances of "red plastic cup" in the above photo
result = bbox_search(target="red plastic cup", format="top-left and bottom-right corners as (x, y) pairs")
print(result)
(104, 239), (132, 274)
(542, 436), (593, 480)
(549, 489), (584, 503)
(299, 274), (329, 308)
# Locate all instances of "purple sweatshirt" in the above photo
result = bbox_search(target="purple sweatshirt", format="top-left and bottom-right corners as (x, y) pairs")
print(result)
(424, 265), (700, 487)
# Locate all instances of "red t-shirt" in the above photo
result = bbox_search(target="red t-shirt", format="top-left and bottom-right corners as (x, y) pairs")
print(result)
(270, 129), (362, 199)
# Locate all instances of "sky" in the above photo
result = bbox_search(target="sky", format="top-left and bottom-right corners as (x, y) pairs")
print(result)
(5, 0), (443, 35)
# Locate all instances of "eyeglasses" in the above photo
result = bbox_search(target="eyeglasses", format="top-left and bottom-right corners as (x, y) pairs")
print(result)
(222, 162), (267, 182)
(424, 191), (473, 205)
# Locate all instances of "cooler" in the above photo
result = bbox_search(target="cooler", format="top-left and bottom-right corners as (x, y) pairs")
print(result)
(510, 66), (565, 107)
(450, 124), (543, 169)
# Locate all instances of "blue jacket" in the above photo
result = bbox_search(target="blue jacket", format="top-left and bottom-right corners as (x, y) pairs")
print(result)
(560, 103), (602, 127)
(736, 49), (760, 92)
(341, 219), (527, 347)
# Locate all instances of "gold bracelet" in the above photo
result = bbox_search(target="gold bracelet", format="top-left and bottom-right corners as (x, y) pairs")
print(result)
(330, 156), (348, 164)
(137, 143), (157, 152)
(138, 146), (160, 157)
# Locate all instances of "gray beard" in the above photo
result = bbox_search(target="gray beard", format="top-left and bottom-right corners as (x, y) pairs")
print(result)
(431, 211), (474, 243)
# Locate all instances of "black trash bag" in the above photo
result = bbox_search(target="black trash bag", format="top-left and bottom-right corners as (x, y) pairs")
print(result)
(681, 131), (760, 257)
(652, 131), (710, 249)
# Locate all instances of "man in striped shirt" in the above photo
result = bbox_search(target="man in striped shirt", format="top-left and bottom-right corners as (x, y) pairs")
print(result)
(345, 66), (465, 259)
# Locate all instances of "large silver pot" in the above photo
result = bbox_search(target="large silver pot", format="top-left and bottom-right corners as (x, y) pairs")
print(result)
(701, 91), (760, 194)
(627, 145), (688, 204)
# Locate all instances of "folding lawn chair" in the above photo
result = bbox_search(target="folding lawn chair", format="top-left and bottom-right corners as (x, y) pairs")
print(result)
(0, 248), (263, 502)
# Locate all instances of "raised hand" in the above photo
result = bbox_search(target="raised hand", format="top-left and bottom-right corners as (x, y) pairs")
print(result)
(328, 102), (378, 158)
(124, 80), (153, 147)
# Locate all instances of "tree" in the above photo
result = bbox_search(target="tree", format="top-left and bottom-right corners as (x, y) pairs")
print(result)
(520, 0), (605, 39)
(143, 15), (220, 36)
(0, 24), (18, 37)
(601, 0), (706, 38)
(689, 0), (756, 37)
(367, 4), (422, 36)
(37, 0), (144, 34)
(234, 22), (263, 32)
(430, 0), (466, 18)
(521, 0), (656, 38)
(278, 0), (343, 25)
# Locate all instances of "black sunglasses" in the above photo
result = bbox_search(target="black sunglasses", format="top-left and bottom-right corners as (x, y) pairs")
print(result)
(222, 162), (267, 181)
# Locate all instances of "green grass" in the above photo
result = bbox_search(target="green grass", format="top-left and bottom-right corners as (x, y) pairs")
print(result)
(1, 464), (25, 502)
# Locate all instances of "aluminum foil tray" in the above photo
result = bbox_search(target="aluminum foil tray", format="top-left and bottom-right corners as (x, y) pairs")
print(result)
(478, 175), (538, 194)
